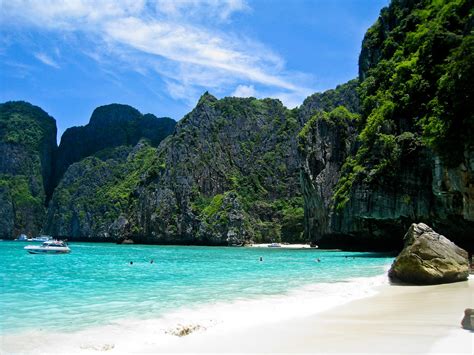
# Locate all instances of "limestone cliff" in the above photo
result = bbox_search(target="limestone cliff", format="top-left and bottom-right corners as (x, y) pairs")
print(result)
(45, 143), (158, 239)
(0, 101), (57, 238)
(127, 94), (304, 245)
(300, 0), (474, 251)
(53, 103), (175, 187)
(46, 94), (306, 244)
(298, 79), (360, 122)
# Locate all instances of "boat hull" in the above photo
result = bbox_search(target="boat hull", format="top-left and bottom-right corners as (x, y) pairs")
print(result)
(25, 247), (70, 254)
(26, 249), (70, 254)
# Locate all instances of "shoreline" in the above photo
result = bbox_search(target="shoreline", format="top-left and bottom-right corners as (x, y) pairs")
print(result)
(1, 272), (389, 354)
(161, 278), (473, 354)
(1, 274), (472, 354)
(246, 243), (313, 249)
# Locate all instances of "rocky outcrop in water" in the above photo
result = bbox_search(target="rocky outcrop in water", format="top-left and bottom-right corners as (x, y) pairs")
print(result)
(388, 223), (469, 284)
(53, 104), (175, 187)
(0, 101), (57, 238)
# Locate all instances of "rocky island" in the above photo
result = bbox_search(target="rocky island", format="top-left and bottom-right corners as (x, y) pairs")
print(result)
(1, 0), (472, 255)
(1, 0), (473, 354)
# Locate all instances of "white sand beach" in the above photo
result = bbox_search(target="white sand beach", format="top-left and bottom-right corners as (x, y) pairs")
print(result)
(2, 276), (472, 354)
(247, 243), (313, 249)
(154, 278), (473, 354)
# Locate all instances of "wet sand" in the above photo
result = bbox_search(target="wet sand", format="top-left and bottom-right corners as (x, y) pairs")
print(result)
(153, 279), (473, 354)
(2, 278), (472, 354)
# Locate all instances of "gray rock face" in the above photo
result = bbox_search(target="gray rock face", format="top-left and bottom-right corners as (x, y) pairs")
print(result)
(432, 150), (474, 226)
(300, 125), (474, 250)
(299, 108), (358, 242)
(45, 144), (153, 241)
(388, 223), (469, 284)
(298, 79), (360, 123)
(0, 101), (57, 238)
(127, 93), (304, 245)
(299, 0), (474, 251)
(45, 94), (305, 245)
(195, 192), (248, 245)
(330, 146), (434, 250)
(54, 103), (175, 187)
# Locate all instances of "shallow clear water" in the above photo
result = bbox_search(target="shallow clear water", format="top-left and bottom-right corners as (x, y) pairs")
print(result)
(0, 241), (393, 334)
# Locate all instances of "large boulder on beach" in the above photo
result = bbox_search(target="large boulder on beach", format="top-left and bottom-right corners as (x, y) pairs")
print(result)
(388, 223), (469, 284)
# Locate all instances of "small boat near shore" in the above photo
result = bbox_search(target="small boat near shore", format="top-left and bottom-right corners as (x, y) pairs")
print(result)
(24, 240), (71, 254)
(15, 234), (31, 241)
(30, 235), (53, 242)
(268, 243), (282, 248)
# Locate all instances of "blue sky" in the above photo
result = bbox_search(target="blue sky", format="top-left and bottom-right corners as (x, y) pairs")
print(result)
(0, 0), (388, 139)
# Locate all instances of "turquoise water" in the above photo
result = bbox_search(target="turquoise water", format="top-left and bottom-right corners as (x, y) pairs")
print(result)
(0, 241), (393, 334)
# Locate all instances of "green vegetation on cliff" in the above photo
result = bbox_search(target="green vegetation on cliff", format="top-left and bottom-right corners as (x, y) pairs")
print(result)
(299, 79), (360, 121)
(0, 101), (56, 148)
(297, 0), (474, 251)
(299, 106), (359, 144)
(4, 0), (472, 249)
(45, 143), (159, 239)
(335, 0), (474, 208)
(0, 101), (57, 238)
(46, 94), (309, 244)
(54, 103), (175, 187)
(124, 94), (306, 245)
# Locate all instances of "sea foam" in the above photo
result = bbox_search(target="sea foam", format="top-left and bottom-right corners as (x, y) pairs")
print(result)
(1, 271), (390, 354)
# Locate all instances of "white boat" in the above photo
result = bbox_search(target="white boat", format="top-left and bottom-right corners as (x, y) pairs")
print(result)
(31, 235), (53, 242)
(268, 243), (282, 248)
(24, 240), (71, 254)
(15, 234), (31, 241)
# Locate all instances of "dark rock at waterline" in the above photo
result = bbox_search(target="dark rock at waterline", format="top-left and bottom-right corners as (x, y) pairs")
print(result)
(461, 308), (474, 331)
(388, 223), (469, 285)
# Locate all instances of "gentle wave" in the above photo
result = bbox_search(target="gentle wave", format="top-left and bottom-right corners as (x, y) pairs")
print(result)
(0, 242), (393, 336)
(1, 271), (390, 354)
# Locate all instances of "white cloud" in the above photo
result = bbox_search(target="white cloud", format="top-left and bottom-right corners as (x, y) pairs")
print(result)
(165, 81), (189, 100)
(2, 61), (35, 78)
(34, 52), (60, 69)
(2, 0), (313, 107)
(101, 17), (298, 91)
(232, 84), (257, 97)
(155, 0), (249, 21)
(272, 90), (314, 109)
(2, 0), (145, 29)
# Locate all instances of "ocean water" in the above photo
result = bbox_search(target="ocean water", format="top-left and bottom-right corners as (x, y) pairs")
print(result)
(0, 241), (393, 335)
